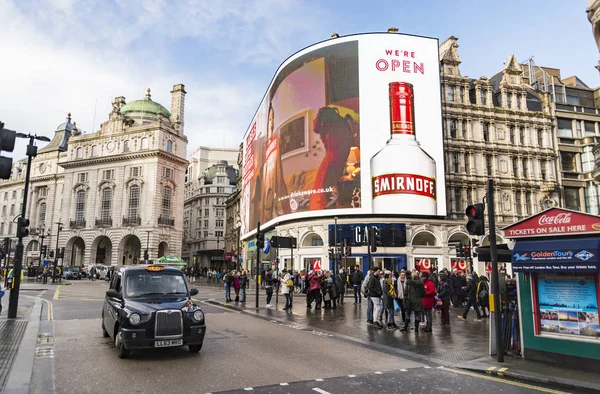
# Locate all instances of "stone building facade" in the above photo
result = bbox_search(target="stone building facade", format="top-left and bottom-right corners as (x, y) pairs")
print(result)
(0, 85), (188, 267)
(223, 143), (243, 269)
(241, 36), (558, 275)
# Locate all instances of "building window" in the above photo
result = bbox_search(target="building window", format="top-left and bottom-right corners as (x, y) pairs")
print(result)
(130, 166), (141, 177)
(166, 140), (173, 153)
(9, 204), (14, 215)
(128, 185), (140, 218)
(459, 86), (465, 103)
(520, 127), (526, 145)
(454, 189), (462, 213)
(217, 176), (227, 184)
(8, 223), (12, 235)
(204, 231), (209, 237)
(11, 190), (16, 199)
(163, 167), (173, 179)
(161, 187), (172, 218)
(38, 202), (46, 227)
(560, 152), (576, 172)
(216, 208), (224, 217)
(217, 187), (225, 193)
(452, 152), (459, 173)
(91, 145), (99, 157)
(216, 220), (224, 228)
(585, 184), (599, 215)
(525, 191), (532, 215)
(0, 223), (4, 235)
(582, 146), (595, 173)
(486, 155), (493, 175)
(101, 188), (112, 222)
(141, 137), (149, 150)
(538, 130), (544, 147)
(466, 188), (472, 205)
(215, 231), (223, 238)
(123, 140), (130, 152)
(204, 209), (209, 216)
(584, 121), (596, 137)
(75, 190), (86, 224)
(480, 89), (487, 105)
(464, 154), (470, 173)
(39, 188), (47, 197)
(540, 160), (547, 180)
(513, 159), (519, 178)
(203, 220), (209, 228)
(509, 126), (515, 144)
(449, 120), (457, 138)
(1, 206), (5, 215)
(77, 173), (88, 183)
(447, 86), (455, 102)
(564, 187), (580, 211)
(76, 147), (83, 159)
(102, 169), (114, 180)
(557, 118), (573, 138)
(515, 192), (522, 216)
(482, 122), (489, 142)
(522, 159), (528, 178)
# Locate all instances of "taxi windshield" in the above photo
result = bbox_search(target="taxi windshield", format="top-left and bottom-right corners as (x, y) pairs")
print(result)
(124, 271), (188, 298)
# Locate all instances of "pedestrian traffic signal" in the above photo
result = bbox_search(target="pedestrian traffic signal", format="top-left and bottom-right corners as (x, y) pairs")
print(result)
(59, 247), (65, 259)
(256, 231), (264, 250)
(0, 122), (17, 180)
(143, 249), (149, 260)
(455, 243), (464, 258)
(471, 238), (479, 258)
(49, 250), (54, 258)
(328, 248), (334, 260)
(17, 217), (30, 238)
(41, 245), (47, 256)
(465, 203), (485, 235)
(345, 246), (351, 257)
(464, 246), (471, 258)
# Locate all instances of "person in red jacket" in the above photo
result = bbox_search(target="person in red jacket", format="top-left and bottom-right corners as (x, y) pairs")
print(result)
(421, 272), (437, 332)
(307, 270), (324, 310)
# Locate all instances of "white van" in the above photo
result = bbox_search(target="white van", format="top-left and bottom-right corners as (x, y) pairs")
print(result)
(95, 264), (109, 280)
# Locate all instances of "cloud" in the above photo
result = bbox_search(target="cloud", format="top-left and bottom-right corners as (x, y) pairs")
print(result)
(0, 0), (331, 159)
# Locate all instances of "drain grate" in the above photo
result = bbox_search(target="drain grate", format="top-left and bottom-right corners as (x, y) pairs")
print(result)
(0, 320), (28, 392)
(37, 334), (54, 345)
(35, 348), (54, 358)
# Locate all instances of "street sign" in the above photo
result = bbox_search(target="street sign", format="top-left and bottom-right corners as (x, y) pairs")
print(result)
(238, 258), (243, 263)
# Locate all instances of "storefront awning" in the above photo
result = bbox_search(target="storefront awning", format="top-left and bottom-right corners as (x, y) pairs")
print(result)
(512, 237), (600, 273)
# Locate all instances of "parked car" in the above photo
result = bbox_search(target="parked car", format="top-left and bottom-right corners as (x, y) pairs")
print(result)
(95, 264), (109, 280)
(102, 264), (205, 358)
(63, 266), (82, 280)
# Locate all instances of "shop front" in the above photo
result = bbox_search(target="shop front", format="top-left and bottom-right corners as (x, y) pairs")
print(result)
(504, 208), (600, 371)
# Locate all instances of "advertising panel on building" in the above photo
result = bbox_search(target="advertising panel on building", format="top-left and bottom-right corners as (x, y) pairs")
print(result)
(240, 33), (445, 238)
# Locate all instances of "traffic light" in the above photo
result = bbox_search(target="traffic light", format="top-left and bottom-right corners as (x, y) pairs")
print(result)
(455, 243), (464, 258)
(49, 250), (54, 258)
(465, 203), (485, 235)
(41, 245), (47, 256)
(256, 231), (265, 250)
(144, 249), (149, 260)
(17, 217), (30, 238)
(328, 248), (334, 260)
(471, 238), (479, 258)
(0, 248), (4, 260)
(59, 247), (65, 259)
(370, 227), (381, 253)
(3, 238), (9, 254)
(345, 246), (351, 257)
(464, 245), (471, 259)
(0, 122), (17, 180)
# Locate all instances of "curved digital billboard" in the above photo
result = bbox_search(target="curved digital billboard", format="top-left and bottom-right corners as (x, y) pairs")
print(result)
(241, 33), (445, 238)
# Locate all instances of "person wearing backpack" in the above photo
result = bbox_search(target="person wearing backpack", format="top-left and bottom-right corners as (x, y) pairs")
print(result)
(223, 271), (233, 302)
(350, 265), (364, 305)
(477, 275), (490, 318)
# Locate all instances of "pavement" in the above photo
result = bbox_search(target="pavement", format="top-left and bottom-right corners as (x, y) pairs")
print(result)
(197, 282), (600, 393)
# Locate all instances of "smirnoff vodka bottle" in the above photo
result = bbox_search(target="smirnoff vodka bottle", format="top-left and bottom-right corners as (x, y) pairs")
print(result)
(370, 82), (437, 215)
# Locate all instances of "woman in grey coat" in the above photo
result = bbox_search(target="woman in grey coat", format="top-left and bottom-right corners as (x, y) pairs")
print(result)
(400, 270), (425, 333)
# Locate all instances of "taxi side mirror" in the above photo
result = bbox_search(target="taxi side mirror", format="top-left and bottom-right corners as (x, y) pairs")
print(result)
(106, 289), (122, 299)
(189, 288), (198, 296)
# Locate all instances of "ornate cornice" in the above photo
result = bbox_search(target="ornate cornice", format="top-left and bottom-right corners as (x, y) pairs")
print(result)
(60, 150), (188, 168)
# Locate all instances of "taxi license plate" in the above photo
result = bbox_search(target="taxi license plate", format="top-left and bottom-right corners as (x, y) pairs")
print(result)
(155, 339), (183, 348)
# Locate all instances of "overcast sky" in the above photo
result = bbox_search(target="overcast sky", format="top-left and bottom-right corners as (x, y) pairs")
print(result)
(1, 0), (597, 159)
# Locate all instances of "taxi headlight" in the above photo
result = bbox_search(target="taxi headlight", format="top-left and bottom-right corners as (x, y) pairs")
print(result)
(193, 310), (204, 322)
(129, 313), (141, 326)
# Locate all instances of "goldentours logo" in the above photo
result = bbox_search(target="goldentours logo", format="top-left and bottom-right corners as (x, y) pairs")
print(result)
(575, 250), (594, 261)
(514, 253), (530, 262)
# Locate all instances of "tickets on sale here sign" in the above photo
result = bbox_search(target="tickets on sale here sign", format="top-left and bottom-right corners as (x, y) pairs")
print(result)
(503, 208), (600, 239)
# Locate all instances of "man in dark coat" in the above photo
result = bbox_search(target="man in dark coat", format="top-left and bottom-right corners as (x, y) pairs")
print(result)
(458, 273), (482, 321)
(400, 270), (425, 332)
(335, 269), (346, 305)
(366, 269), (383, 329)
(350, 265), (363, 305)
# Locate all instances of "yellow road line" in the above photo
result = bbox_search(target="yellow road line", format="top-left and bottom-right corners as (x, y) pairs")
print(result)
(437, 367), (570, 394)
(198, 300), (239, 313)
(53, 285), (61, 300)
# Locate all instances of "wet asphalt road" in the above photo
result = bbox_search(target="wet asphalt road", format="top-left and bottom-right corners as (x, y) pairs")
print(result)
(22, 281), (578, 394)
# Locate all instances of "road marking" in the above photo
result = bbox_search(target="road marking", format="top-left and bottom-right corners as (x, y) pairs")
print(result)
(198, 300), (239, 313)
(348, 375), (356, 378)
(375, 371), (383, 374)
(498, 367), (509, 377)
(25, 296), (54, 321)
(279, 383), (289, 386)
(315, 378), (324, 381)
(243, 388), (253, 391)
(486, 367), (497, 374)
(313, 388), (331, 394)
(53, 285), (61, 300)
(437, 366), (569, 394)
(424, 366), (432, 369)
(400, 369), (407, 372)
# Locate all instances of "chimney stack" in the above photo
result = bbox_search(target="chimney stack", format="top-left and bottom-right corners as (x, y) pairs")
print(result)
(170, 84), (186, 135)
(387, 27), (399, 33)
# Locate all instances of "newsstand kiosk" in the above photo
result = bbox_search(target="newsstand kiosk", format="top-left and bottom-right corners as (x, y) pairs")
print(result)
(503, 207), (600, 372)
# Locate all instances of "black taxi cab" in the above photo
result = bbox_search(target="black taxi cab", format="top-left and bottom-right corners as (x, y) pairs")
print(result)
(102, 264), (206, 358)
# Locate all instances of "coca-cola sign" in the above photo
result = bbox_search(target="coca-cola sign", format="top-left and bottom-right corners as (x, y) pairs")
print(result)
(504, 208), (600, 239)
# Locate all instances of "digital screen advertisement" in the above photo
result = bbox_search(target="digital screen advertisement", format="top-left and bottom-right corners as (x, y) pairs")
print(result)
(241, 33), (445, 237)
(537, 275), (600, 339)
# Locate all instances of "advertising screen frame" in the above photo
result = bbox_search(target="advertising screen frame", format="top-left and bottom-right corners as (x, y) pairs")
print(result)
(241, 32), (447, 239)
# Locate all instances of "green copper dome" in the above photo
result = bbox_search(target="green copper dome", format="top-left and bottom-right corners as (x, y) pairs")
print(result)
(120, 88), (170, 117)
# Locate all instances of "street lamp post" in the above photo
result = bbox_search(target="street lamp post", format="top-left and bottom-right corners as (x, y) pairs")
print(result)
(38, 227), (50, 266)
(7, 132), (51, 318)
(53, 221), (63, 283)
(144, 230), (151, 263)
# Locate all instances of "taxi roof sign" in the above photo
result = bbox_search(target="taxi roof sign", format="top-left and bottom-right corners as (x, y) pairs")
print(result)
(146, 265), (165, 272)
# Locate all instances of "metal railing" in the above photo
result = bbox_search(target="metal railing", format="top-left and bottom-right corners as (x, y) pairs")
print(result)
(69, 219), (86, 229)
(95, 217), (113, 227)
(122, 216), (141, 226)
(158, 216), (175, 226)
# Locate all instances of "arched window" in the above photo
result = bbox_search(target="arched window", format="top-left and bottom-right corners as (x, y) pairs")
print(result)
(166, 140), (173, 153)
(128, 185), (140, 219)
(302, 233), (324, 247)
(75, 190), (86, 225)
(162, 186), (172, 218)
(76, 147), (83, 159)
(141, 137), (149, 150)
(100, 188), (112, 223)
(123, 140), (130, 152)
(91, 145), (98, 157)
(38, 202), (46, 227)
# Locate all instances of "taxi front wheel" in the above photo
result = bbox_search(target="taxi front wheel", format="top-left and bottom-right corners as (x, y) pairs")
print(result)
(116, 327), (130, 359)
(188, 344), (202, 353)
